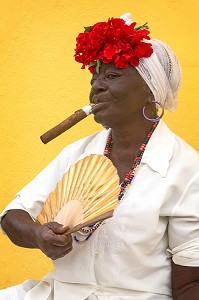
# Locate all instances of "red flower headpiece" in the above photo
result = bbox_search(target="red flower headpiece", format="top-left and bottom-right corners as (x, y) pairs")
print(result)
(74, 17), (153, 73)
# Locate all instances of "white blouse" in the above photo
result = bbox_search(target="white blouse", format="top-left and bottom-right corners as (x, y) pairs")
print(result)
(1, 120), (199, 300)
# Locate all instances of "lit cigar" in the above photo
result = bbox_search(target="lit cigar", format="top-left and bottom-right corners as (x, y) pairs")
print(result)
(40, 104), (93, 144)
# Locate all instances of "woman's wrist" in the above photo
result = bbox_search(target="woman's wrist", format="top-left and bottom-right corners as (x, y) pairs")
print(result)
(174, 282), (199, 300)
(1, 209), (41, 249)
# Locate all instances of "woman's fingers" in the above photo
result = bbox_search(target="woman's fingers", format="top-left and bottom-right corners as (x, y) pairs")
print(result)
(34, 222), (73, 259)
(51, 231), (72, 247)
(43, 243), (73, 260)
(51, 244), (73, 260)
(44, 222), (69, 234)
(59, 225), (70, 234)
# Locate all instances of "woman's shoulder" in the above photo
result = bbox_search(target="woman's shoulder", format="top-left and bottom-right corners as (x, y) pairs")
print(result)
(173, 132), (199, 163)
(156, 121), (199, 179)
(160, 121), (198, 162)
(166, 126), (199, 180)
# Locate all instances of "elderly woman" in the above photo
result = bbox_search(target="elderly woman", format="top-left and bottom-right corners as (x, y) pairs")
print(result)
(0, 13), (199, 300)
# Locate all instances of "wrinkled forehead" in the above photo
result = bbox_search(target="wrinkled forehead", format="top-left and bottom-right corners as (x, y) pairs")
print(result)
(91, 62), (139, 78)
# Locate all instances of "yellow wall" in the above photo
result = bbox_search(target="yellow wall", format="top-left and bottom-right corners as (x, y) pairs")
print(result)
(0, 0), (198, 288)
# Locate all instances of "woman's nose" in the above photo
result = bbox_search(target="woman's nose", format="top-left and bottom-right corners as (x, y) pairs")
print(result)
(91, 78), (107, 95)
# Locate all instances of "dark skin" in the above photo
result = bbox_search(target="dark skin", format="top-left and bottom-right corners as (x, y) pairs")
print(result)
(89, 62), (156, 182)
(1, 209), (72, 260)
(2, 62), (199, 298)
(172, 261), (199, 299)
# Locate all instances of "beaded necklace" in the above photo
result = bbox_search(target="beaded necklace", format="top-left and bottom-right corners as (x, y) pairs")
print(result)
(76, 121), (158, 238)
(104, 121), (158, 201)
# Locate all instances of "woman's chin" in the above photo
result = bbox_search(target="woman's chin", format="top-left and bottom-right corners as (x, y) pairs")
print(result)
(93, 112), (104, 124)
(93, 108), (115, 128)
(101, 124), (110, 130)
(93, 113), (108, 126)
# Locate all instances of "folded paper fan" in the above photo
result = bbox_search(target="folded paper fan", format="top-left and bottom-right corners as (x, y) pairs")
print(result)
(36, 154), (120, 233)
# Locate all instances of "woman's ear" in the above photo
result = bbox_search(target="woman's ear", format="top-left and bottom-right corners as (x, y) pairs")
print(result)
(143, 83), (154, 101)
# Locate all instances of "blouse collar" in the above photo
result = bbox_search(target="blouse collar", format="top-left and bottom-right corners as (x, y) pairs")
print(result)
(141, 120), (175, 177)
(83, 120), (175, 178)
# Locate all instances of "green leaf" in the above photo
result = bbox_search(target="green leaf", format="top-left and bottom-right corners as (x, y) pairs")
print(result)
(84, 26), (92, 32)
(89, 61), (96, 67)
(95, 59), (101, 74)
(135, 22), (149, 31)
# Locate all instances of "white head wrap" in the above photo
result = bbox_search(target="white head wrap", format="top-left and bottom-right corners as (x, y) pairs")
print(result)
(120, 13), (182, 112)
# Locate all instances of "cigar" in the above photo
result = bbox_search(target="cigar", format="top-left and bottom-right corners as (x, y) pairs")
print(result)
(40, 104), (93, 144)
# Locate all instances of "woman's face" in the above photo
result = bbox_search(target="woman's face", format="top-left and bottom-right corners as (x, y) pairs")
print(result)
(89, 62), (150, 128)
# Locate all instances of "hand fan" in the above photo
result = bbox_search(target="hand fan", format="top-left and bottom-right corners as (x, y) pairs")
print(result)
(36, 154), (120, 233)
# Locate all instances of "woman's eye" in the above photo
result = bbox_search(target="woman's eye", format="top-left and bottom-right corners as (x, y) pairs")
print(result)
(90, 79), (96, 85)
(106, 73), (118, 79)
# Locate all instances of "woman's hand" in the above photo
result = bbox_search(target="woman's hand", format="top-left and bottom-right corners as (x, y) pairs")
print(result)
(34, 222), (72, 260)
(1, 210), (73, 260)
(172, 261), (199, 300)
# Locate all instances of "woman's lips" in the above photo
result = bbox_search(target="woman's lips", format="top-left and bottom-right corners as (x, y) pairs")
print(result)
(91, 102), (108, 114)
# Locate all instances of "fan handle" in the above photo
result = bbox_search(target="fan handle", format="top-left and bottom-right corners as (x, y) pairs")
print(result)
(64, 210), (114, 235)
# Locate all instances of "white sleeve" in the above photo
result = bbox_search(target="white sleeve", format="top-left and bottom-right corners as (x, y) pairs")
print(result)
(167, 171), (199, 266)
(0, 134), (95, 228)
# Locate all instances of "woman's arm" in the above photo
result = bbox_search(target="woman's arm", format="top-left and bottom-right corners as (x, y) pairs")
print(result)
(1, 209), (72, 260)
(172, 261), (199, 300)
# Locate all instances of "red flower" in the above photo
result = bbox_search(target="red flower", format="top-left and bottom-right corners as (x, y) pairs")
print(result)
(74, 17), (153, 73)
